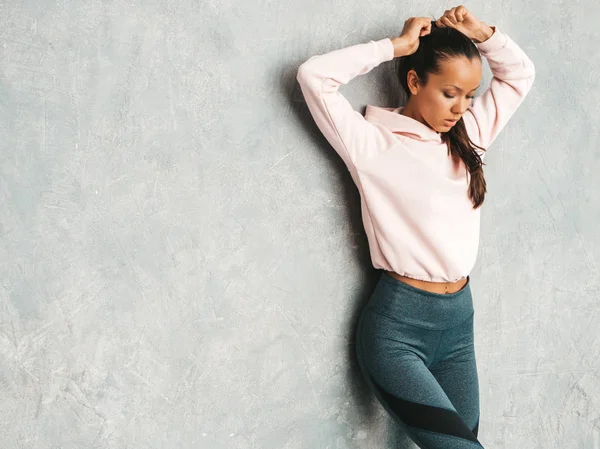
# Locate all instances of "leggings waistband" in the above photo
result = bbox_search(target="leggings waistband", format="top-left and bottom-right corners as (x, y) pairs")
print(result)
(366, 272), (474, 331)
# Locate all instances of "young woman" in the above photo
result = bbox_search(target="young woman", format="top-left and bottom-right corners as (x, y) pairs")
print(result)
(296, 6), (535, 448)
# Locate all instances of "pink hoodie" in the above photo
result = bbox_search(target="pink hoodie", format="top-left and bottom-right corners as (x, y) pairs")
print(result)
(296, 26), (535, 282)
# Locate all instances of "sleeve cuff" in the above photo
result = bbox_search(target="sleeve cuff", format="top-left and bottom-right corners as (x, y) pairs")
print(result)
(475, 25), (507, 53)
(377, 38), (396, 62)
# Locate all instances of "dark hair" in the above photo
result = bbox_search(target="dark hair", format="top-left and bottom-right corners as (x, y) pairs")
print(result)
(395, 20), (487, 209)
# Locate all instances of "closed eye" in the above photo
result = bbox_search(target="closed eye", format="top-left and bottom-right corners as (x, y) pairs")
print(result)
(444, 93), (475, 99)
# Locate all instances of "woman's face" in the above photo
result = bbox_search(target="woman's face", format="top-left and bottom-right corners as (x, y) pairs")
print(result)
(408, 56), (482, 133)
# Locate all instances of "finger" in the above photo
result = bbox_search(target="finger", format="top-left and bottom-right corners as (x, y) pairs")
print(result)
(420, 22), (432, 35)
(422, 17), (433, 32)
(441, 16), (453, 27)
(440, 10), (455, 26)
(456, 5), (466, 21)
(447, 8), (458, 25)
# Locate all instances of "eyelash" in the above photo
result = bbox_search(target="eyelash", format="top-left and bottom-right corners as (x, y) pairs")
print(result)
(444, 93), (475, 99)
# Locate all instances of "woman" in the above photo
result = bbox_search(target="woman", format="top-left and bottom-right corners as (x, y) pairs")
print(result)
(296, 5), (535, 449)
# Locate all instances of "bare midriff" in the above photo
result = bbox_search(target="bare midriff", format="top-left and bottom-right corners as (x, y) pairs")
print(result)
(385, 271), (469, 295)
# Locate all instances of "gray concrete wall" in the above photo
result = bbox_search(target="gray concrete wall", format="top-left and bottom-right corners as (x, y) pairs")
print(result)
(1, 1), (598, 448)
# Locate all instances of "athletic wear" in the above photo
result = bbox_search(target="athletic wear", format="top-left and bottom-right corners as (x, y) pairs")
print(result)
(296, 26), (535, 282)
(356, 271), (482, 447)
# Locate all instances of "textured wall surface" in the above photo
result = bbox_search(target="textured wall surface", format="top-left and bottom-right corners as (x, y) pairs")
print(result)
(1, 1), (599, 448)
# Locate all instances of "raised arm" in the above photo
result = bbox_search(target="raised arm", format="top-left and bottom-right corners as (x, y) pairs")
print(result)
(463, 25), (536, 156)
(296, 37), (398, 171)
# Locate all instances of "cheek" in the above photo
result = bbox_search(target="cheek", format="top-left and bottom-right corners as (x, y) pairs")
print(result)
(426, 95), (451, 118)
(437, 93), (453, 106)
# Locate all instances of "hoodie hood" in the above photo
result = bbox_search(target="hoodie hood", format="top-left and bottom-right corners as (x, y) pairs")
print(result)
(364, 105), (443, 143)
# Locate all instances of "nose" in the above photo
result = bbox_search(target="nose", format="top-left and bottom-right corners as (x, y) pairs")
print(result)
(452, 97), (471, 115)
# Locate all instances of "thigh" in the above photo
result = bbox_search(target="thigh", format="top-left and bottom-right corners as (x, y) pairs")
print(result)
(430, 333), (481, 437)
(356, 307), (484, 448)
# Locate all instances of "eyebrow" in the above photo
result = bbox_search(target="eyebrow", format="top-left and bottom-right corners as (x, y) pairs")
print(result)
(445, 84), (480, 92)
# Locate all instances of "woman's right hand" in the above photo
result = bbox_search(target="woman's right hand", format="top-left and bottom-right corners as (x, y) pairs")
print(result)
(393, 17), (432, 57)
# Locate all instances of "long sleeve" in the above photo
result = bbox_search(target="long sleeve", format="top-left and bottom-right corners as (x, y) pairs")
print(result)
(464, 26), (536, 156)
(296, 38), (396, 171)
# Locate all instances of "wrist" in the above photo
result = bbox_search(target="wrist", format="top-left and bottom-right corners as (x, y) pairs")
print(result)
(391, 37), (409, 58)
(472, 23), (495, 43)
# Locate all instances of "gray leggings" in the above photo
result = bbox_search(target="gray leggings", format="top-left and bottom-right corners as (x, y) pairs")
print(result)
(355, 272), (483, 448)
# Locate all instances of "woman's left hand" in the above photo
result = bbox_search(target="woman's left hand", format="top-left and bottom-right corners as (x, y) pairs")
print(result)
(435, 5), (485, 41)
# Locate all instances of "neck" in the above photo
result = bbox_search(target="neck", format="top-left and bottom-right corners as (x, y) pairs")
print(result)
(400, 101), (423, 124)
(401, 102), (438, 134)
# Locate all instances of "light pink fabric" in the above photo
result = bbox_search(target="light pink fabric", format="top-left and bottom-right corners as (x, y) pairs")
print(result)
(296, 26), (535, 282)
